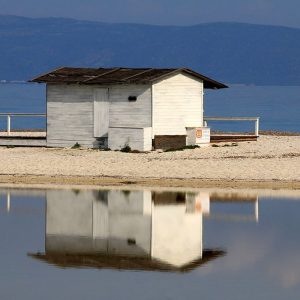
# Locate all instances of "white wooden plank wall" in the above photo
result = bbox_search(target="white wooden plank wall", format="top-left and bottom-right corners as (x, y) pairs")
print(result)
(108, 127), (152, 151)
(109, 85), (152, 128)
(47, 84), (96, 147)
(94, 88), (109, 137)
(47, 84), (152, 148)
(152, 73), (204, 137)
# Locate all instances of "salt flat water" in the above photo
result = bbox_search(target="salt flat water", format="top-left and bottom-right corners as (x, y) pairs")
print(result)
(0, 187), (300, 300)
(0, 83), (299, 132)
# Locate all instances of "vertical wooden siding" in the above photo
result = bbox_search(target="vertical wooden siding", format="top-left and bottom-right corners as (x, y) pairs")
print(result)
(152, 73), (204, 137)
(109, 85), (152, 128)
(47, 84), (152, 148)
(108, 127), (152, 151)
(47, 84), (96, 147)
(94, 88), (109, 137)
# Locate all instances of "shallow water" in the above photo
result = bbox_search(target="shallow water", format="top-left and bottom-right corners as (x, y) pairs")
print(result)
(0, 187), (299, 299)
(0, 83), (299, 132)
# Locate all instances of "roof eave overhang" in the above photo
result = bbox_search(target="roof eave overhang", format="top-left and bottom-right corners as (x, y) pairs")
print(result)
(28, 67), (228, 89)
(150, 68), (228, 89)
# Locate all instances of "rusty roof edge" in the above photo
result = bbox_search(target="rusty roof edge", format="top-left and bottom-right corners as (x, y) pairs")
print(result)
(82, 68), (122, 83)
(182, 68), (228, 89)
(149, 68), (228, 89)
(28, 66), (67, 83)
(149, 68), (185, 84)
(120, 68), (154, 82)
(29, 67), (228, 89)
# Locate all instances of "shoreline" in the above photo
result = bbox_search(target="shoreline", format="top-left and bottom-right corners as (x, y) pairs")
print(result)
(0, 135), (299, 190)
(0, 174), (300, 190)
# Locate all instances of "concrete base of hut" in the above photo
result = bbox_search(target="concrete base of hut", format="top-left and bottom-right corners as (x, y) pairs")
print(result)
(153, 135), (187, 150)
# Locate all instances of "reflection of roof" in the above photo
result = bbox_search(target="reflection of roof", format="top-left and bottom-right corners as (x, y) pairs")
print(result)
(210, 193), (258, 202)
(28, 249), (225, 273)
(30, 67), (228, 89)
(152, 191), (187, 204)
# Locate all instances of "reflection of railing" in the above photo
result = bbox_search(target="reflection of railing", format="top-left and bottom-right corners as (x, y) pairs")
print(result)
(1, 191), (44, 214)
(0, 113), (46, 136)
(2, 192), (11, 213)
(209, 213), (258, 222)
(208, 198), (259, 223)
(204, 116), (260, 136)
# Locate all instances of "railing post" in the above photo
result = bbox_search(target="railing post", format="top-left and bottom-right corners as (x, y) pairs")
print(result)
(255, 118), (260, 136)
(7, 115), (11, 136)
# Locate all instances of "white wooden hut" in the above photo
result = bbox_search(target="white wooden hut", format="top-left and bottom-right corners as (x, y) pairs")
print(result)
(31, 67), (227, 150)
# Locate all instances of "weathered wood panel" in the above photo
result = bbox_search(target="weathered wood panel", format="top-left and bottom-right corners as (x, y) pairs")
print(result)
(109, 85), (152, 128)
(152, 73), (204, 137)
(153, 135), (186, 150)
(47, 84), (97, 148)
(0, 137), (46, 147)
(47, 84), (152, 148)
(94, 88), (109, 138)
(108, 127), (152, 151)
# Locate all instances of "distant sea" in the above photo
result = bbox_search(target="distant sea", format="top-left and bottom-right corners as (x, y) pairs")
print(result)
(0, 83), (299, 132)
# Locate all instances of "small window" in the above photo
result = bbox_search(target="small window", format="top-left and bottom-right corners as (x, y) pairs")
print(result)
(127, 238), (136, 245)
(128, 96), (137, 102)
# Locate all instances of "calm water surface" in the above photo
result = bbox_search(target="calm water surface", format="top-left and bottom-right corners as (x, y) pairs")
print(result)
(0, 187), (299, 299)
(0, 83), (299, 132)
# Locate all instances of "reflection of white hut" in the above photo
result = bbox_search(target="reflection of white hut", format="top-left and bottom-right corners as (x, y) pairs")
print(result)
(193, 192), (210, 215)
(44, 190), (202, 268)
(152, 192), (203, 267)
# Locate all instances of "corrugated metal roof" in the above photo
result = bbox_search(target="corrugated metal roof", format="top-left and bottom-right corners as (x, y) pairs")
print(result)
(30, 67), (228, 89)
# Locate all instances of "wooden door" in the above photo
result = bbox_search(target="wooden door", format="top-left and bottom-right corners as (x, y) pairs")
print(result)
(94, 88), (109, 137)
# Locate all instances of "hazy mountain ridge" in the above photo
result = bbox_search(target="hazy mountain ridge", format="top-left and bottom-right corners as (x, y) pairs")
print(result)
(0, 15), (299, 85)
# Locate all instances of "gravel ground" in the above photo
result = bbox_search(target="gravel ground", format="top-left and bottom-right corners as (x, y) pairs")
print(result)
(0, 136), (299, 183)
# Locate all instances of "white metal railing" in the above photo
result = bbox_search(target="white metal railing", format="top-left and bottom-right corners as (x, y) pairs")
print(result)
(0, 113), (46, 135)
(204, 116), (260, 136)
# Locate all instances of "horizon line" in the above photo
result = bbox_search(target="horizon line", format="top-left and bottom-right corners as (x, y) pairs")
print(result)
(1, 14), (300, 30)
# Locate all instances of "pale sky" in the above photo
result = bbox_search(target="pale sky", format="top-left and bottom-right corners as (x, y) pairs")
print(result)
(0, 0), (300, 28)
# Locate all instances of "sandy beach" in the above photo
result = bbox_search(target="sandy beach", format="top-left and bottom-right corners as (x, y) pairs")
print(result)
(0, 135), (299, 189)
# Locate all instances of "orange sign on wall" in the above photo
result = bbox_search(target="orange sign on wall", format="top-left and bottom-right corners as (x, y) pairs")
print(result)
(196, 129), (203, 139)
